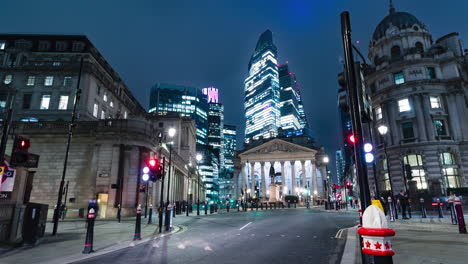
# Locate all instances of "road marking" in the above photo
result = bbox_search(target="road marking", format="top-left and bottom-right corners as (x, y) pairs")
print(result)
(239, 222), (252, 230)
(335, 228), (346, 238)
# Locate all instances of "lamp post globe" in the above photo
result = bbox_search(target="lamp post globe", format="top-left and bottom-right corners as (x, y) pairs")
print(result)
(323, 156), (329, 164)
(196, 153), (203, 162)
(378, 125), (388, 136)
(168, 128), (176, 138)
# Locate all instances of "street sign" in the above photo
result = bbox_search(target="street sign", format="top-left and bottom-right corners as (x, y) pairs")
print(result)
(0, 166), (5, 176)
(25, 153), (40, 168)
(1, 168), (16, 192)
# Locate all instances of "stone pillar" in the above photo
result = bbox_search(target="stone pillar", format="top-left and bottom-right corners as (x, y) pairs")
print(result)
(301, 160), (307, 191)
(422, 94), (435, 141)
(312, 161), (318, 197)
(242, 162), (247, 195)
(250, 162), (255, 194)
(291, 161), (296, 196)
(446, 94), (462, 140)
(280, 161), (286, 194)
(260, 162), (266, 199)
(320, 165), (327, 199)
(414, 94), (428, 142)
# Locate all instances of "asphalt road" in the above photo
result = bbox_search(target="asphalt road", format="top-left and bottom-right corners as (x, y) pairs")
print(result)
(75, 208), (357, 264)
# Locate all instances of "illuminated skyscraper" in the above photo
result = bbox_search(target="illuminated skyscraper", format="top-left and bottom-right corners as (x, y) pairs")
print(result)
(203, 86), (224, 167)
(244, 30), (281, 143)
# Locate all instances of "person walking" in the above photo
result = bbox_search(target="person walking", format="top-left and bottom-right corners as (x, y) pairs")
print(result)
(397, 190), (409, 219)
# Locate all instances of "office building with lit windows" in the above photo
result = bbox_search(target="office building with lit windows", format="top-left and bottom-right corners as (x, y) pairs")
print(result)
(364, 5), (468, 196)
(149, 83), (209, 145)
(223, 124), (237, 170)
(203, 86), (224, 167)
(244, 30), (281, 143)
(0, 34), (144, 122)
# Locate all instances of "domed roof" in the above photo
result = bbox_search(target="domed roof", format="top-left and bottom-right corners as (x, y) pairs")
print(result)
(372, 10), (424, 41)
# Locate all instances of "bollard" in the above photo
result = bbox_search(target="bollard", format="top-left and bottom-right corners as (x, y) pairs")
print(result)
(186, 202), (189, 216)
(148, 204), (153, 224)
(449, 199), (458, 225)
(165, 203), (173, 231)
(82, 208), (96, 254)
(260, 203), (263, 210)
(210, 204), (214, 214)
(358, 205), (395, 263)
(117, 204), (121, 223)
(294, 202), (297, 208)
(215, 204), (218, 213)
(227, 204), (230, 213)
(387, 197), (395, 222)
(274, 203), (277, 209)
(437, 199), (444, 218)
(256, 203), (259, 211)
(251, 203), (254, 211)
(205, 203), (208, 215)
(419, 198), (427, 218)
(134, 205), (142, 240)
(454, 198), (467, 234)
(173, 203), (176, 218)
(237, 203), (240, 212)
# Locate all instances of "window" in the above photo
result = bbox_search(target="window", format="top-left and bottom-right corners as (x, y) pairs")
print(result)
(22, 94), (32, 109)
(63, 77), (72, 87)
(44, 76), (54, 86)
(4, 74), (12, 84)
(0, 41), (5, 50)
(427, 67), (436, 79)
(398, 98), (411, 112)
(381, 159), (391, 191)
(40, 95), (51, 110)
(124, 111), (128, 119)
(430, 96), (441, 109)
(391, 45), (401, 58)
(27, 76), (35, 86)
(375, 107), (382, 120)
(402, 122), (414, 139)
(101, 110), (106, 119)
(394, 72), (405, 85)
(52, 62), (61, 67)
(58, 95), (69, 110)
(434, 120), (447, 136)
(415, 42), (424, 53)
(404, 154), (427, 189)
(97, 86), (101, 95)
(103, 92), (108, 102)
(93, 103), (99, 118)
(440, 153), (460, 188)
(110, 101), (114, 108)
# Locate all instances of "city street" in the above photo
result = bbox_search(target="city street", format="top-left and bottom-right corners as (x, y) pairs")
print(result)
(75, 208), (357, 264)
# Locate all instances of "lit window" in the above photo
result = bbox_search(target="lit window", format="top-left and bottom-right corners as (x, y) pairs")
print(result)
(427, 67), (436, 79)
(103, 92), (108, 102)
(53, 62), (61, 67)
(58, 95), (69, 110)
(375, 107), (382, 120)
(398, 98), (411, 112)
(101, 110), (106, 119)
(110, 101), (114, 108)
(393, 72), (405, 85)
(27, 76), (35, 86)
(404, 154), (427, 189)
(0, 41), (5, 50)
(4, 74), (12, 84)
(124, 111), (128, 119)
(44, 76), (54, 86)
(63, 77), (72, 86)
(434, 120), (447, 136)
(93, 103), (98, 118)
(40, 95), (51, 110)
(430, 96), (441, 109)
(440, 153), (460, 188)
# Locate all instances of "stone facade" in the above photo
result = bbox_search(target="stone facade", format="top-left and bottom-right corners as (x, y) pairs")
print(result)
(365, 7), (468, 196)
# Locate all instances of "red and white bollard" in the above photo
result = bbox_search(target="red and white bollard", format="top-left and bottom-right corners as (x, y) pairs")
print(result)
(134, 204), (142, 240)
(454, 197), (467, 234)
(82, 208), (96, 254)
(358, 205), (396, 263)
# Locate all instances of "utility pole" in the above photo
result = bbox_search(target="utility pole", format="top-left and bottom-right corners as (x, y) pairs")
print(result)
(52, 57), (84, 235)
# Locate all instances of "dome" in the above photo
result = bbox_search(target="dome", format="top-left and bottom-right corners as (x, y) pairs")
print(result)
(372, 10), (424, 41)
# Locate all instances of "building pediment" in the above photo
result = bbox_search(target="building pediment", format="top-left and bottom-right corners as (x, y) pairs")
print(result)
(239, 138), (316, 161)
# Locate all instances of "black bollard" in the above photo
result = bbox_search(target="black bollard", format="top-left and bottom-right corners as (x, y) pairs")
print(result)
(288, 202), (291, 208)
(454, 199), (467, 234)
(186, 201), (190, 216)
(205, 203), (208, 215)
(82, 208), (96, 254)
(227, 204), (230, 212)
(437, 199), (444, 218)
(148, 205), (153, 224)
(210, 204), (214, 214)
(256, 203), (258, 211)
(260, 203), (263, 210)
(237, 203), (240, 212)
(134, 205), (142, 240)
(117, 204), (121, 223)
(294, 202), (297, 208)
(165, 203), (173, 231)
(215, 204), (218, 213)
(251, 203), (254, 211)
(173, 203), (176, 218)
(420, 198), (427, 218)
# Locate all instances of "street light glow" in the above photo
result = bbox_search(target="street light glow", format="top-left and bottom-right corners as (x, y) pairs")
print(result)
(143, 166), (150, 174)
(196, 153), (203, 161)
(323, 156), (329, 163)
(142, 173), (150, 182)
(365, 153), (375, 163)
(364, 143), (373, 153)
(378, 125), (388, 136)
(168, 128), (176, 137)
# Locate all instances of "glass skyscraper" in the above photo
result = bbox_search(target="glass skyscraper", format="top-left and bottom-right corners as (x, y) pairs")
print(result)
(222, 124), (236, 170)
(244, 30), (281, 143)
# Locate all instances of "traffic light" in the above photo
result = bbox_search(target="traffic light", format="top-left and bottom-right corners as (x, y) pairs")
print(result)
(363, 143), (374, 163)
(346, 181), (351, 187)
(11, 136), (31, 166)
(254, 186), (259, 196)
(347, 134), (356, 144)
(142, 158), (163, 182)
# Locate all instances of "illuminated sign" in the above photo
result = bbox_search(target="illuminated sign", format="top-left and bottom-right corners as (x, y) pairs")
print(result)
(202, 86), (219, 103)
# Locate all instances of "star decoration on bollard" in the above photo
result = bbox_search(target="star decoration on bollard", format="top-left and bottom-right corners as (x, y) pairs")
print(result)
(374, 242), (382, 249)
(365, 241), (371, 248)
(385, 242), (390, 249)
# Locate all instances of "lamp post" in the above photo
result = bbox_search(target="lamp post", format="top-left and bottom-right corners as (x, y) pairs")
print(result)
(187, 161), (192, 216)
(378, 125), (398, 219)
(196, 153), (203, 215)
(157, 132), (165, 233)
(323, 156), (331, 207)
(165, 128), (176, 227)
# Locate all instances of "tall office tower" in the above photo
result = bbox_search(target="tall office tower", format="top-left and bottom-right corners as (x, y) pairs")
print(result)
(244, 30), (281, 143)
(278, 63), (309, 135)
(222, 124), (236, 170)
(149, 83), (208, 145)
(203, 86), (224, 167)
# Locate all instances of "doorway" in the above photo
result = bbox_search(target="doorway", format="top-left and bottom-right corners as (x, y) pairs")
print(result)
(97, 193), (108, 218)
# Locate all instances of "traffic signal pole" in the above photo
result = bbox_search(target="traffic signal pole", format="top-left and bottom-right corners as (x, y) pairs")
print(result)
(341, 11), (373, 264)
(52, 57), (84, 235)
(0, 89), (15, 163)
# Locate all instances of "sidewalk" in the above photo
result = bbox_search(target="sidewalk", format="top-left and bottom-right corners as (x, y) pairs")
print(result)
(0, 214), (181, 264)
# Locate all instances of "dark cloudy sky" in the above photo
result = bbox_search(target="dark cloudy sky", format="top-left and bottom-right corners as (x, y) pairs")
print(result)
(2, 0), (467, 173)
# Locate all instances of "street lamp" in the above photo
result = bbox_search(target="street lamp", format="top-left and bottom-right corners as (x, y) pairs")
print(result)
(378, 124), (398, 219)
(165, 128), (176, 230)
(196, 153), (203, 215)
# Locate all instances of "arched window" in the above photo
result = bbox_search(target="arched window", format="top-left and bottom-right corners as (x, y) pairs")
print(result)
(415, 42), (424, 53)
(391, 45), (401, 59)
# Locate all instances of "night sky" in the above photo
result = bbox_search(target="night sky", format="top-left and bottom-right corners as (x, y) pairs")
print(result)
(1, 0), (467, 173)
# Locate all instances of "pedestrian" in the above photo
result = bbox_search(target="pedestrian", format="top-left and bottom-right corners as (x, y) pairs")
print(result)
(397, 190), (409, 219)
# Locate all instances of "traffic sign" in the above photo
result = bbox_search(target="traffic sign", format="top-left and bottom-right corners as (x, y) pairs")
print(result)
(0, 166), (5, 176)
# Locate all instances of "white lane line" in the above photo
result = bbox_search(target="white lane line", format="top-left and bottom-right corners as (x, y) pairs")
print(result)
(239, 222), (252, 230)
(335, 228), (345, 238)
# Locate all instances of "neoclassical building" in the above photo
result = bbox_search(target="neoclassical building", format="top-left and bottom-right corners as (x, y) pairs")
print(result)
(366, 5), (468, 196)
(234, 138), (328, 202)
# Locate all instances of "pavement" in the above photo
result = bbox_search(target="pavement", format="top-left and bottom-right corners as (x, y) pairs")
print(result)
(0, 207), (358, 264)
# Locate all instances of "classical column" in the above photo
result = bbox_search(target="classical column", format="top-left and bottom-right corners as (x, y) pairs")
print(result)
(242, 162), (247, 195)
(320, 165), (327, 199)
(291, 161), (296, 196)
(421, 94), (435, 141)
(260, 162), (266, 199)
(301, 160), (307, 191)
(280, 161), (286, 194)
(250, 162), (255, 195)
(312, 161), (318, 197)
(414, 94), (428, 142)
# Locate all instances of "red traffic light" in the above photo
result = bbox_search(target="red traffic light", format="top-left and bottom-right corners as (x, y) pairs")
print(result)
(348, 134), (356, 144)
(147, 158), (159, 168)
(20, 139), (30, 149)
(346, 181), (351, 187)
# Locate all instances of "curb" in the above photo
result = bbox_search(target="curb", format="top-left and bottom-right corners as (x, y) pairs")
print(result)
(340, 225), (359, 264)
(36, 225), (182, 264)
